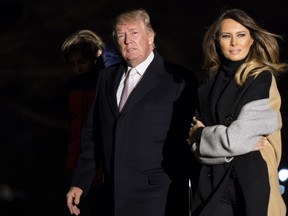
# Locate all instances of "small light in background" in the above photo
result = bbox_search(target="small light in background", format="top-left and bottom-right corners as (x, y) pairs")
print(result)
(278, 168), (288, 182)
(278, 168), (288, 195)
(280, 185), (285, 195)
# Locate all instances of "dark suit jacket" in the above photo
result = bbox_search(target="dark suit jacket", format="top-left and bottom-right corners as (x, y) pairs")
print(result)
(71, 50), (200, 216)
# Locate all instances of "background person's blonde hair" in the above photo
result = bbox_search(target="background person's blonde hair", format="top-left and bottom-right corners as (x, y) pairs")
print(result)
(61, 29), (104, 62)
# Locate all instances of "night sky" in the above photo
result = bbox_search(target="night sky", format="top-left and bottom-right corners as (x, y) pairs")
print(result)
(0, 0), (287, 215)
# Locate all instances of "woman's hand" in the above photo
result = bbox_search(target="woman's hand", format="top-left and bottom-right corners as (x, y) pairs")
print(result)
(253, 136), (268, 151)
(187, 116), (205, 145)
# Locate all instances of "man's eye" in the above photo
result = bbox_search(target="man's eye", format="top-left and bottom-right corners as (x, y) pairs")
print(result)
(68, 61), (76, 67)
(79, 59), (87, 64)
(117, 34), (124, 39)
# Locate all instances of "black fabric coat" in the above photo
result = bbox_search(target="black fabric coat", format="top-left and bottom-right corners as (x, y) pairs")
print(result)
(192, 70), (278, 216)
(72, 51), (200, 216)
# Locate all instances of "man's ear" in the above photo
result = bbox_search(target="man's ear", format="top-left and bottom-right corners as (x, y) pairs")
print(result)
(96, 49), (103, 57)
(148, 32), (155, 47)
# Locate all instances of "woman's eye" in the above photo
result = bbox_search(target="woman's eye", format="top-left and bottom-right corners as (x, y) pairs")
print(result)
(221, 34), (230, 38)
(237, 33), (246, 37)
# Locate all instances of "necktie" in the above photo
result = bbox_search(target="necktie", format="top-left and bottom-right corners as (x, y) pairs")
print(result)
(119, 68), (138, 110)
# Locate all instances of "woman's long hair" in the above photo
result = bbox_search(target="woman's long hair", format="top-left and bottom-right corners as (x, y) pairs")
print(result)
(202, 8), (288, 85)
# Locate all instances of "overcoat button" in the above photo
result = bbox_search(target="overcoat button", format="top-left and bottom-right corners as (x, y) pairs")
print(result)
(225, 114), (234, 121)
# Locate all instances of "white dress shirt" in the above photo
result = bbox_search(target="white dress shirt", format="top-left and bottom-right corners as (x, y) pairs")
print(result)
(116, 51), (155, 106)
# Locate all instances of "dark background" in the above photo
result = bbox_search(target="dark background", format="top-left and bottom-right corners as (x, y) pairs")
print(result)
(0, 0), (287, 215)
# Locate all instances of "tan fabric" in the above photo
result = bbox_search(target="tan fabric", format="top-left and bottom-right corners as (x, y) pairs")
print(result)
(260, 76), (286, 216)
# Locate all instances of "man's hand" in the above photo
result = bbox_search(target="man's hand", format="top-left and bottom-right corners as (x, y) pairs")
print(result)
(66, 186), (83, 215)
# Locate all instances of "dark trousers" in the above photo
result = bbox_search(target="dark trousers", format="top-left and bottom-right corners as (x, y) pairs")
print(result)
(87, 183), (112, 216)
(212, 174), (246, 216)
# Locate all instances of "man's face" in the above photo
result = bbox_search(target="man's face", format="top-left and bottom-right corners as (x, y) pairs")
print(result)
(115, 20), (154, 67)
(67, 51), (94, 75)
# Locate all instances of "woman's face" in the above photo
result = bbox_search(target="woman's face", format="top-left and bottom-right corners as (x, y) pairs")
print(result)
(218, 18), (254, 61)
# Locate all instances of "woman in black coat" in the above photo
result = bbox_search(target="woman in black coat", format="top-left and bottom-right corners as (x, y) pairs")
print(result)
(188, 9), (288, 216)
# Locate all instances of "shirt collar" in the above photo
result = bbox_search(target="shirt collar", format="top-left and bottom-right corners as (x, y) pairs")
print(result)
(127, 51), (154, 76)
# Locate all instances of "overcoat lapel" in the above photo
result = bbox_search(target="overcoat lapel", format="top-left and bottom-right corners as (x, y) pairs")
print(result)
(215, 75), (255, 124)
(198, 74), (218, 125)
(120, 52), (163, 113)
(199, 72), (255, 126)
(106, 64), (126, 117)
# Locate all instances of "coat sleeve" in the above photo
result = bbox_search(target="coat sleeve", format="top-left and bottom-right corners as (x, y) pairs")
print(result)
(70, 93), (97, 196)
(192, 71), (280, 164)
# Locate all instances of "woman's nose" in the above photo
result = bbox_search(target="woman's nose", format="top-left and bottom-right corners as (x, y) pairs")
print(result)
(230, 37), (237, 46)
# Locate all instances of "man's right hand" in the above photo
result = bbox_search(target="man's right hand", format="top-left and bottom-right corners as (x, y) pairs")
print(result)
(66, 186), (83, 215)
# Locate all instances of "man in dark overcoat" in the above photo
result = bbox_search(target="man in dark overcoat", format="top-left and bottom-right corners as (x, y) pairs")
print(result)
(66, 8), (200, 216)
